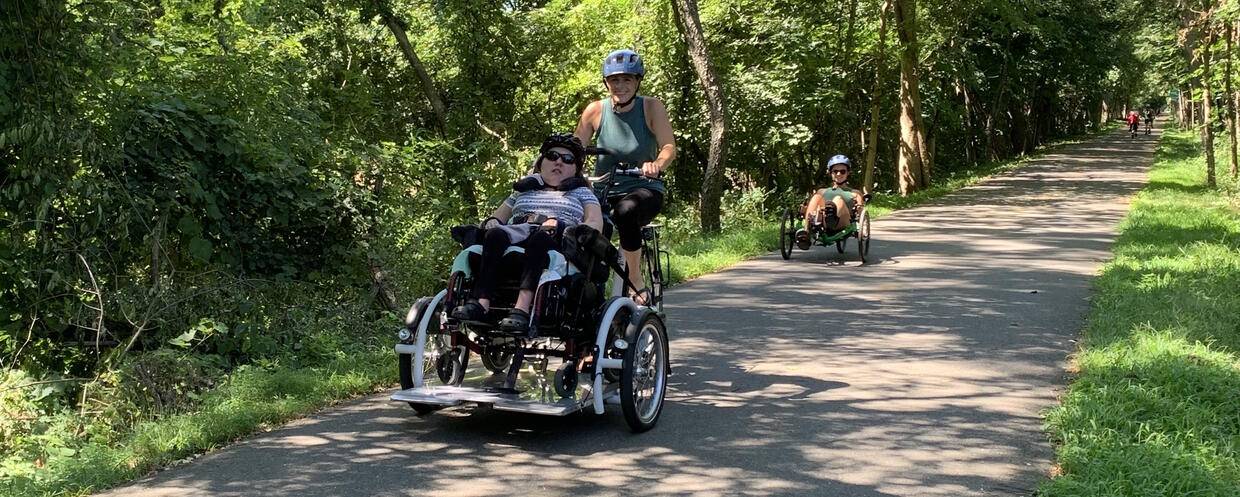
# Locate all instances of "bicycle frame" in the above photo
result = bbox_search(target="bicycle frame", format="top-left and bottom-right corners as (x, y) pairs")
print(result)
(816, 223), (859, 245)
(588, 159), (668, 312)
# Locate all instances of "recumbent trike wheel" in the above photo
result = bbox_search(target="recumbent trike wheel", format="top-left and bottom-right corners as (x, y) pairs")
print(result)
(779, 207), (795, 260)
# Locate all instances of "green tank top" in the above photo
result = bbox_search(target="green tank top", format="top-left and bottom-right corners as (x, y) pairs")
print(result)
(594, 97), (664, 196)
(819, 186), (856, 209)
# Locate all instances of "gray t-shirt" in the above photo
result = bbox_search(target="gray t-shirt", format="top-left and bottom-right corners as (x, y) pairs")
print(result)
(503, 186), (599, 228)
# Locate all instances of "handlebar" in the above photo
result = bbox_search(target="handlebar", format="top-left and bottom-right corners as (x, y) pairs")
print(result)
(588, 164), (663, 183)
(614, 167), (658, 178)
(588, 162), (664, 207)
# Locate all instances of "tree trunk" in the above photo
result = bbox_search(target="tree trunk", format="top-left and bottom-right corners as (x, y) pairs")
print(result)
(986, 44), (1012, 162)
(149, 210), (168, 292)
(1188, 86), (1196, 129)
(863, 0), (892, 191)
(1203, 27), (1216, 188)
(379, 7), (447, 134)
(841, 0), (862, 140)
(961, 81), (981, 164)
(841, 0), (860, 69)
(367, 174), (399, 313)
(1228, 22), (1237, 178)
(1178, 87), (1187, 128)
(672, 0), (729, 233)
(894, 0), (928, 195)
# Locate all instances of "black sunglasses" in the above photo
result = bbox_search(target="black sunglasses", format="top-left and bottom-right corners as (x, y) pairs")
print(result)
(542, 151), (578, 165)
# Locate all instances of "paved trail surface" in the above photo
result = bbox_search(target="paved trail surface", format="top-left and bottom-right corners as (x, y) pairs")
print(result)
(98, 127), (1157, 497)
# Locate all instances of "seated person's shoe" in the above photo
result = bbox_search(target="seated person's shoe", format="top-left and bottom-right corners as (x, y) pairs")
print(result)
(822, 204), (841, 228)
(795, 228), (811, 250)
(451, 300), (487, 322)
(499, 309), (531, 332)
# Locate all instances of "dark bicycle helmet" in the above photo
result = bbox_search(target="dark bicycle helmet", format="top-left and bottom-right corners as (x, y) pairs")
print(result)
(827, 154), (852, 170)
(539, 132), (586, 169)
(602, 49), (645, 78)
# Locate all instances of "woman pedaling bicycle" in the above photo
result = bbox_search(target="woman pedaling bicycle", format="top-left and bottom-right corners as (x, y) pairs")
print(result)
(574, 49), (676, 306)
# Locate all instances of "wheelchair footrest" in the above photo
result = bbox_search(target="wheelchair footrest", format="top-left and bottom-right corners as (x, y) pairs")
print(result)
(391, 385), (583, 416)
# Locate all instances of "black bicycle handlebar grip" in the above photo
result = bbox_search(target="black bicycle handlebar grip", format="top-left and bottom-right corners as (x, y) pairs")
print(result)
(615, 164), (664, 179)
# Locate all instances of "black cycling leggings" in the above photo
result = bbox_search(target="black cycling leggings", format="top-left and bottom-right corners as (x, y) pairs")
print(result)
(474, 228), (558, 301)
(610, 188), (664, 252)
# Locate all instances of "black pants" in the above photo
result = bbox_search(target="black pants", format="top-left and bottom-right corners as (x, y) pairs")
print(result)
(610, 188), (664, 252)
(474, 228), (558, 301)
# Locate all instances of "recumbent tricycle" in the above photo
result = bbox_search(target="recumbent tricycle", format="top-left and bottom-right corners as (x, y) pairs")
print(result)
(779, 191), (873, 263)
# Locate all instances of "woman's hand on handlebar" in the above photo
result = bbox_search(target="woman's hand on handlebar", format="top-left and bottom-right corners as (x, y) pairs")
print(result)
(640, 161), (662, 178)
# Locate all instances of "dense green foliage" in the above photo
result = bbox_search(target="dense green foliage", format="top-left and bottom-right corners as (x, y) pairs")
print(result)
(0, 0), (1164, 491)
(1042, 130), (1240, 496)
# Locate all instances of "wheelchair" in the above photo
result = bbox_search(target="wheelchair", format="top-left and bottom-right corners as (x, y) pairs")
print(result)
(779, 192), (872, 263)
(391, 154), (670, 433)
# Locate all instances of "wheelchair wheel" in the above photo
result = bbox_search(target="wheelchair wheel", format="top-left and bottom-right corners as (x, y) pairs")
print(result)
(857, 209), (871, 263)
(621, 313), (668, 433)
(779, 207), (795, 260)
(397, 355), (438, 414)
(398, 296), (446, 414)
(436, 346), (469, 386)
(480, 343), (513, 374)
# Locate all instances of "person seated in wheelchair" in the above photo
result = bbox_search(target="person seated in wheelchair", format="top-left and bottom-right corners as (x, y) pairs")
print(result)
(795, 154), (865, 250)
(450, 132), (605, 331)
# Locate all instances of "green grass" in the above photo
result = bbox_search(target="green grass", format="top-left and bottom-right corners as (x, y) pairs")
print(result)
(1039, 129), (1240, 496)
(665, 223), (780, 283)
(2, 351), (395, 497)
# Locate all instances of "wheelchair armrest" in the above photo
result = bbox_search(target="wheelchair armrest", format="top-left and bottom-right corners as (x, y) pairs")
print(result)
(450, 224), (483, 247)
(562, 224), (617, 271)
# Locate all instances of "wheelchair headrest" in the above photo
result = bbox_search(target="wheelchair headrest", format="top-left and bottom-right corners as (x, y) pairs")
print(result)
(513, 174), (589, 193)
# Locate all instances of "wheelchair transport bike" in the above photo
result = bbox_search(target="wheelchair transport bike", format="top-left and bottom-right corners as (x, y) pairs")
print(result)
(391, 148), (671, 432)
(779, 192), (873, 263)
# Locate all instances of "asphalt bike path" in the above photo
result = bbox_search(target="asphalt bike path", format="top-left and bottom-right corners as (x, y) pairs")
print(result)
(96, 125), (1157, 497)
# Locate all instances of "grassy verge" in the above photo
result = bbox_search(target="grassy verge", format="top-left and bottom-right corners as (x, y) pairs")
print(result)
(3, 351), (395, 497)
(663, 122), (1122, 284)
(1039, 129), (1240, 496)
